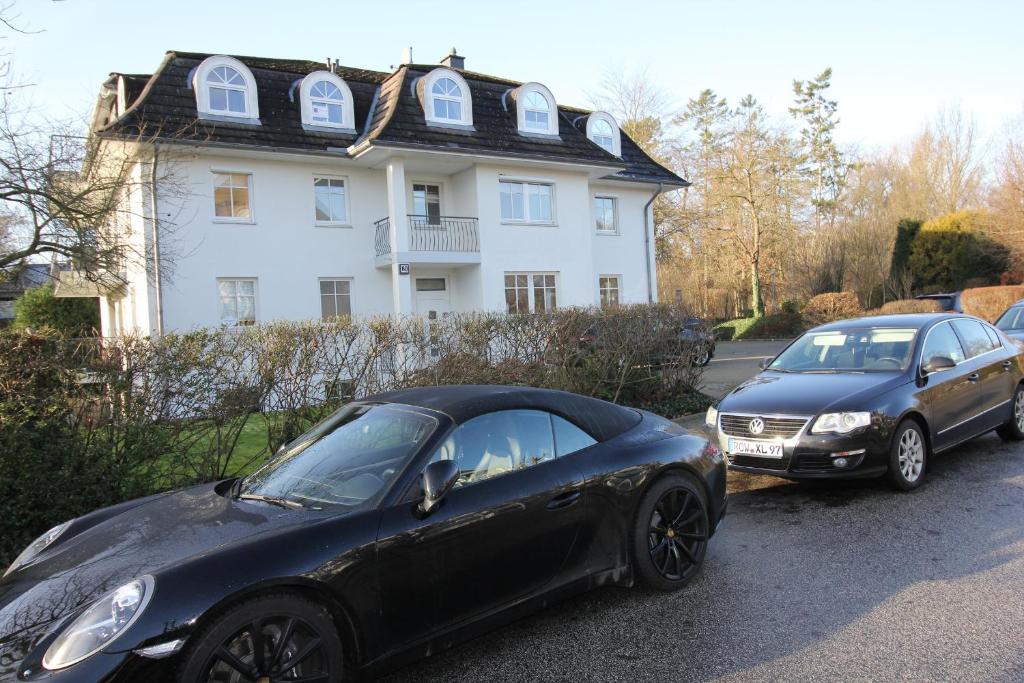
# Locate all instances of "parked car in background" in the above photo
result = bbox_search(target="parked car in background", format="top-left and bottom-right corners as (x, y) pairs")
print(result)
(1, 386), (726, 683)
(995, 300), (1024, 341)
(915, 291), (963, 313)
(706, 313), (1024, 490)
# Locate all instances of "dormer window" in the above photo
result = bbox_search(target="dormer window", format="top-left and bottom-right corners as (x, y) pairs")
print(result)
(193, 55), (259, 121)
(586, 111), (621, 156)
(420, 68), (472, 127)
(514, 83), (558, 136)
(299, 71), (355, 130)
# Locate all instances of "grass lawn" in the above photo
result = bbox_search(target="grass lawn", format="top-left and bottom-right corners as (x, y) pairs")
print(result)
(714, 313), (804, 340)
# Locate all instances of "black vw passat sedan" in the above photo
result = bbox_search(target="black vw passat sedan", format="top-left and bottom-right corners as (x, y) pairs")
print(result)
(995, 300), (1024, 341)
(1, 386), (726, 683)
(706, 313), (1024, 490)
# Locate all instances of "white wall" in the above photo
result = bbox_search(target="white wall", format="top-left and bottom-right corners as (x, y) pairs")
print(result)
(111, 148), (662, 336)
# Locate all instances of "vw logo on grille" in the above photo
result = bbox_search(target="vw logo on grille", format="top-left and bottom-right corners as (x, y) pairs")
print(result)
(748, 418), (765, 435)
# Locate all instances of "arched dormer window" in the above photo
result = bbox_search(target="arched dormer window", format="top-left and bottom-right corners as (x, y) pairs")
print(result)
(299, 71), (355, 130)
(193, 55), (259, 121)
(514, 83), (558, 136)
(586, 111), (621, 156)
(420, 68), (472, 127)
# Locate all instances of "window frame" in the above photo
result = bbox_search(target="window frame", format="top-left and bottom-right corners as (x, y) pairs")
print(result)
(422, 68), (473, 127)
(312, 174), (351, 227)
(504, 271), (559, 314)
(599, 274), (621, 309)
(318, 277), (354, 320)
(594, 195), (618, 234)
(950, 318), (1001, 359)
(299, 71), (356, 131)
(211, 170), (255, 224)
(515, 82), (558, 137)
(216, 277), (258, 328)
(499, 179), (556, 225)
(193, 55), (260, 121)
(586, 111), (621, 157)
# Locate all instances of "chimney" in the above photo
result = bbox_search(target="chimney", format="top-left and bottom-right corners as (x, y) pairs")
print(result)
(400, 46), (413, 65)
(440, 47), (464, 70)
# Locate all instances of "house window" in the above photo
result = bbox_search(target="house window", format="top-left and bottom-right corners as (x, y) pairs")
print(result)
(319, 279), (352, 319)
(599, 276), (621, 308)
(522, 91), (549, 131)
(412, 183), (441, 223)
(213, 172), (252, 221)
(299, 71), (354, 129)
(309, 80), (344, 124)
(505, 272), (558, 313)
(193, 55), (259, 120)
(586, 112), (621, 156)
(314, 177), (348, 224)
(594, 196), (617, 233)
(500, 181), (553, 223)
(432, 78), (463, 121)
(218, 278), (256, 326)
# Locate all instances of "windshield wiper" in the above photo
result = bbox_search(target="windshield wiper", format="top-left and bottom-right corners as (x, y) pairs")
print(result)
(237, 493), (305, 509)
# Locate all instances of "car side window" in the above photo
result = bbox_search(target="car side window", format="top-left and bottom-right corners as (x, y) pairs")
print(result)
(951, 319), (996, 358)
(982, 323), (1003, 349)
(428, 410), (556, 488)
(922, 322), (966, 364)
(552, 415), (597, 456)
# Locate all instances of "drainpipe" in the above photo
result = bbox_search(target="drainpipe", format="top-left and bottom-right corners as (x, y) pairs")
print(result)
(149, 143), (164, 335)
(642, 183), (663, 303)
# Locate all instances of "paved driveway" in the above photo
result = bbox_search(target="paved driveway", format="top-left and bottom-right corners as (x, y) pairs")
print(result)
(382, 435), (1024, 682)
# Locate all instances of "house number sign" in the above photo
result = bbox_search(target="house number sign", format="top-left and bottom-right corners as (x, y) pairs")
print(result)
(398, 263), (410, 275)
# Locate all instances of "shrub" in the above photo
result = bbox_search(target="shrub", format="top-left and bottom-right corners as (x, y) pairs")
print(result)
(714, 313), (805, 340)
(13, 284), (99, 336)
(802, 291), (863, 327)
(877, 299), (943, 314)
(0, 306), (711, 566)
(960, 285), (1024, 322)
(908, 211), (1008, 291)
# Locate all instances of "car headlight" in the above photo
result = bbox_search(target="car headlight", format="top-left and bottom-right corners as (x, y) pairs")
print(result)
(705, 405), (719, 428)
(3, 521), (71, 577)
(42, 576), (154, 670)
(811, 412), (872, 434)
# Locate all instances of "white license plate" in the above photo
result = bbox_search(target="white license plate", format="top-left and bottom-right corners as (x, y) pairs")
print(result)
(727, 438), (783, 459)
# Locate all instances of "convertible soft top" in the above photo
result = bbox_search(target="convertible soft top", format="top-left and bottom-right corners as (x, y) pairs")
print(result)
(366, 385), (642, 442)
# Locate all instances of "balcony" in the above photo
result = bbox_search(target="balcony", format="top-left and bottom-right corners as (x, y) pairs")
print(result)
(374, 215), (480, 267)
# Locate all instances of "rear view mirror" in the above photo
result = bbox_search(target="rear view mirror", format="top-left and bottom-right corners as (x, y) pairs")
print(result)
(419, 460), (459, 515)
(922, 355), (956, 375)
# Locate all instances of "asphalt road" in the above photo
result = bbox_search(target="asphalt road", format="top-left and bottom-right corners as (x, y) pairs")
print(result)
(379, 342), (1024, 683)
(701, 340), (792, 399)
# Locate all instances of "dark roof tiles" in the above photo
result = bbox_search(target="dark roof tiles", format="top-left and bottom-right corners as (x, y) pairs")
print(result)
(99, 51), (686, 186)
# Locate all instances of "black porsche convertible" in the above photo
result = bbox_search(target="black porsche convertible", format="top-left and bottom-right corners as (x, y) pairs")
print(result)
(0, 386), (726, 682)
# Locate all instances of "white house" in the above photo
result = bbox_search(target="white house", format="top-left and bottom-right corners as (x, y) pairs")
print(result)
(74, 49), (687, 337)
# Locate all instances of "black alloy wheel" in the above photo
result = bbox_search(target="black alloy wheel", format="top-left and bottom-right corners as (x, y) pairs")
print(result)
(633, 474), (709, 590)
(996, 384), (1024, 441)
(178, 594), (344, 683)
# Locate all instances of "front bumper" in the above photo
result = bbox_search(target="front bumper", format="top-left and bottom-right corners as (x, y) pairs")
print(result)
(717, 420), (891, 480)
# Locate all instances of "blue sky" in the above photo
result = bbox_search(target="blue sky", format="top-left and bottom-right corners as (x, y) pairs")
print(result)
(5, 0), (1022, 150)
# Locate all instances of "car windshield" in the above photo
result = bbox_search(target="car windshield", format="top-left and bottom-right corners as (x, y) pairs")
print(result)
(996, 307), (1024, 331)
(239, 403), (437, 509)
(769, 327), (918, 373)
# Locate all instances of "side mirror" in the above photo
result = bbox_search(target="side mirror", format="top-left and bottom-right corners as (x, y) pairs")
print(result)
(419, 459), (459, 515)
(922, 355), (956, 375)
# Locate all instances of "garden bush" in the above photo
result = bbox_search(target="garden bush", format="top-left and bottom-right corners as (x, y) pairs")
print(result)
(714, 313), (805, 340)
(876, 299), (943, 315)
(12, 283), (99, 336)
(0, 305), (708, 566)
(960, 285), (1024, 322)
(802, 291), (863, 327)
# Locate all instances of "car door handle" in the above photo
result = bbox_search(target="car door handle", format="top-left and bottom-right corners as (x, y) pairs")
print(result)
(547, 490), (581, 510)
(967, 373), (980, 383)
(1003, 360), (1013, 370)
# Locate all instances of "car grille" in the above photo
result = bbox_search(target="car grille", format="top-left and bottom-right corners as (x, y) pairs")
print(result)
(794, 454), (834, 471)
(719, 414), (808, 438)
(728, 454), (788, 471)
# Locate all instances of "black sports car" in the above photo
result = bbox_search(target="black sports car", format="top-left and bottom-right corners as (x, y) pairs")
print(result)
(1, 386), (726, 682)
(706, 313), (1024, 489)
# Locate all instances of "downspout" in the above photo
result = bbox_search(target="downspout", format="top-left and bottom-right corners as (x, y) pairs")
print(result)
(149, 142), (164, 335)
(642, 183), (663, 303)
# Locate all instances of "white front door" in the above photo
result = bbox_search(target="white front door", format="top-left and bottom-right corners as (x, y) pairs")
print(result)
(414, 277), (452, 319)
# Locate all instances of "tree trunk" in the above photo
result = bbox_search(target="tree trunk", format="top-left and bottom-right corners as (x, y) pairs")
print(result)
(750, 259), (765, 318)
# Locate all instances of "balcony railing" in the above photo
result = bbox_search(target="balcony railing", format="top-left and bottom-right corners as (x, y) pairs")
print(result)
(374, 215), (480, 257)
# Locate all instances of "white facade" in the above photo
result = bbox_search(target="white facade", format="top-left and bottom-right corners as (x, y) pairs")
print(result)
(98, 146), (662, 337)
